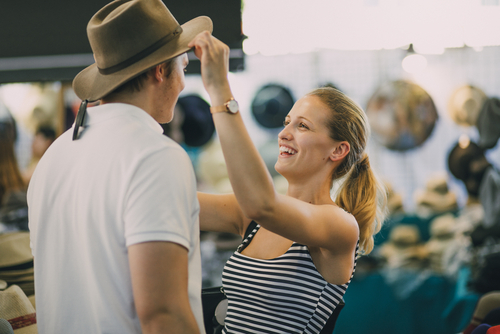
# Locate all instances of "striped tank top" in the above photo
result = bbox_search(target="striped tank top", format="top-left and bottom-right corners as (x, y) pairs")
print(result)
(221, 222), (358, 334)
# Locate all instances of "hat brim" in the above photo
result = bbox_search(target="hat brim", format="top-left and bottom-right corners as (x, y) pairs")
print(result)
(73, 16), (212, 102)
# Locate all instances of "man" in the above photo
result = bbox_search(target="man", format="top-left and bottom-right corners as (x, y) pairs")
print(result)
(27, 0), (212, 333)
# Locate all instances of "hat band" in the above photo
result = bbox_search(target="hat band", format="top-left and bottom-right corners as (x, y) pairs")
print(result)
(97, 25), (183, 75)
(8, 313), (37, 330)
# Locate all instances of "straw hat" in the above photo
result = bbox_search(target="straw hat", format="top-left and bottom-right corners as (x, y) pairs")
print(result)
(447, 85), (487, 127)
(72, 0), (212, 102)
(414, 175), (458, 216)
(0, 285), (37, 333)
(0, 233), (32, 269)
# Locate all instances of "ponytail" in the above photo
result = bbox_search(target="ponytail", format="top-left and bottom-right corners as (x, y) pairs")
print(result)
(306, 86), (388, 254)
(335, 153), (387, 255)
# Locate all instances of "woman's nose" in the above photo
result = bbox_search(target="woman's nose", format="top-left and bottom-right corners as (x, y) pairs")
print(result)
(278, 126), (292, 141)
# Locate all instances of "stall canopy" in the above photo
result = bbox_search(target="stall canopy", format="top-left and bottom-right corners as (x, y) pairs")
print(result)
(0, 0), (244, 84)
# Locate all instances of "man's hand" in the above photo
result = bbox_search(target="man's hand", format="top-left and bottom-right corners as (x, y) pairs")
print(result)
(188, 31), (233, 107)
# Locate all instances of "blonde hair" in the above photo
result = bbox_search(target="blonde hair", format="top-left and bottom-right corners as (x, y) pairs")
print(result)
(307, 87), (387, 254)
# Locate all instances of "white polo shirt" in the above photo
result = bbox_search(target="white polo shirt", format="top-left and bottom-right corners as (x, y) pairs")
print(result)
(28, 103), (203, 334)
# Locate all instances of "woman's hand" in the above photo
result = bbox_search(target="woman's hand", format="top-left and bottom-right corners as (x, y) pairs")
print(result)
(188, 31), (233, 106)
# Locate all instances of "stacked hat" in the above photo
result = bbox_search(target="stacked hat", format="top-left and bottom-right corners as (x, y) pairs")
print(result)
(0, 233), (34, 298)
(476, 97), (500, 149)
(0, 284), (37, 333)
(425, 214), (456, 274)
(414, 174), (458, 217)
(378, 224), (428, 270)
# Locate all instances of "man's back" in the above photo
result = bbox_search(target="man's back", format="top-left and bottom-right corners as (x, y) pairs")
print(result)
(28, 103), (202, 333)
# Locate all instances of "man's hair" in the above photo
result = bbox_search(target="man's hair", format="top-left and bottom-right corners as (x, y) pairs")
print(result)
(106, 56), (178, 97)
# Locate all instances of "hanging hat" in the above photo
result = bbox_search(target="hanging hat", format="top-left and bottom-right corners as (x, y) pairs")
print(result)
(177, 95), (215, 147)
(366, 80), (438, 151)
(251, 84), (294, 129)
(447, 139), (484, 182)
(476, 97), (500, 149)
(447, 139), (491, 198)
(447, 85), (487, 127)
(72, 0), (212, 102)
(0, 285), (37, 333)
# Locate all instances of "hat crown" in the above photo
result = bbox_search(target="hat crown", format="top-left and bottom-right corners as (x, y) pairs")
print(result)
(88, 0), (180, 71)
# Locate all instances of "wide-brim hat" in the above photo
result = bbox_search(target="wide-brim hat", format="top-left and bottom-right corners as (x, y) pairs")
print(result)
(73, 0), (213, 102)
(0, 232), (32, 269)
(447, 85), (487, 127)
(177, 95), (215, 147)
(251, 84), (295, 129)
(0, 285), (37, 333)
(476, 97), (500, 149)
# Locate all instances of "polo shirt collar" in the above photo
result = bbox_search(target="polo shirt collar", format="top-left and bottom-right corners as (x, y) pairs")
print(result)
(84, 103), (164, 134)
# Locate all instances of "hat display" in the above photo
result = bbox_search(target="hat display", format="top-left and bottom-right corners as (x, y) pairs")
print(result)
(177, 95), (215, 147)
(384, 181), (404, 216)
(251, 84), (295, 129)
(0, 233), (32, 268)
(378, 224), (427, 269)
(447, 85), (487, 127)
(476, 97), (500, 149)
(425, 214), (456, 274)
(366, 80), (438, 151)
(414, 174), (458, 217)
(73, 0), (213, 102)
(0, 233), (35, 298)
(0, 285), (37, 333)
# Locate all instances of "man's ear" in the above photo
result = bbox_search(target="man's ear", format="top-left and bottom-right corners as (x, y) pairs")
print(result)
(153, 64), (165, 83)
(330, 141), (350, 162)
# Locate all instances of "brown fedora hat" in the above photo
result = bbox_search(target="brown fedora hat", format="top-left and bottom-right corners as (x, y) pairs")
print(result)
(73, 0), (212, 102)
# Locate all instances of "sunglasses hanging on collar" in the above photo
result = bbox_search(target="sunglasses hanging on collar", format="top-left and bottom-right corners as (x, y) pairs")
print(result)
(72, 99), (88, 141)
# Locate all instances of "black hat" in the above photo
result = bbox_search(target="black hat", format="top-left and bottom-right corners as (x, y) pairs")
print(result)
(177, 95), (215, 147)
(476, 97), (500, 149)
(447, 139), (490, 197)
(251, 84), (295, 129)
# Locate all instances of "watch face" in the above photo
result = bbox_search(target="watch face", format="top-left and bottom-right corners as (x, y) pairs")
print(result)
(227, 100), (239, 113)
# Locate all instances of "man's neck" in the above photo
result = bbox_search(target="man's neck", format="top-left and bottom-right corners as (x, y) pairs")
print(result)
(101, 89), (152, 115)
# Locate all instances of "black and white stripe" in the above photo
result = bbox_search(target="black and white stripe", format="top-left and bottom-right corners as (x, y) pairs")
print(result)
(221, 224), (358, 334)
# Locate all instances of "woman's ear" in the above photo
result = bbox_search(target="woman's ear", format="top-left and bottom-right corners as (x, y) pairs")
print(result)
(330, 141), (350, 162)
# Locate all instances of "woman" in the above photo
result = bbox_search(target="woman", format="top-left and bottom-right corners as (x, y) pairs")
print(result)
(190, 32), (387, 333)
(0, 114), (28, 232)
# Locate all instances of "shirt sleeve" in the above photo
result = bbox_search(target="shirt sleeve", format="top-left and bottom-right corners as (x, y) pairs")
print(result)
(123, 145), (199, 250)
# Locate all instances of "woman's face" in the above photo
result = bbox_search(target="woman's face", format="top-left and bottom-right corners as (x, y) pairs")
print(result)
(275, 95), (339, 180)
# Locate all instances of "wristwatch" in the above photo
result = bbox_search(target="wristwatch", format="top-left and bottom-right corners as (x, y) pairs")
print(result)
(210, 98), (239, 114)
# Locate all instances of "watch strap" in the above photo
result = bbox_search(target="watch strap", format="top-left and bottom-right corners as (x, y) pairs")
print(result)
(210, 98), (234, 114)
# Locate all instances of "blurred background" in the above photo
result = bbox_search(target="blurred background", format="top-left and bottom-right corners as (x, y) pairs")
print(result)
(1, 1), (500, 333)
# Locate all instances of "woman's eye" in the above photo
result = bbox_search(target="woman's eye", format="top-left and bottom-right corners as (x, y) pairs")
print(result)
(283, 121), (290, 126)
(299, 123), (308, 129)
